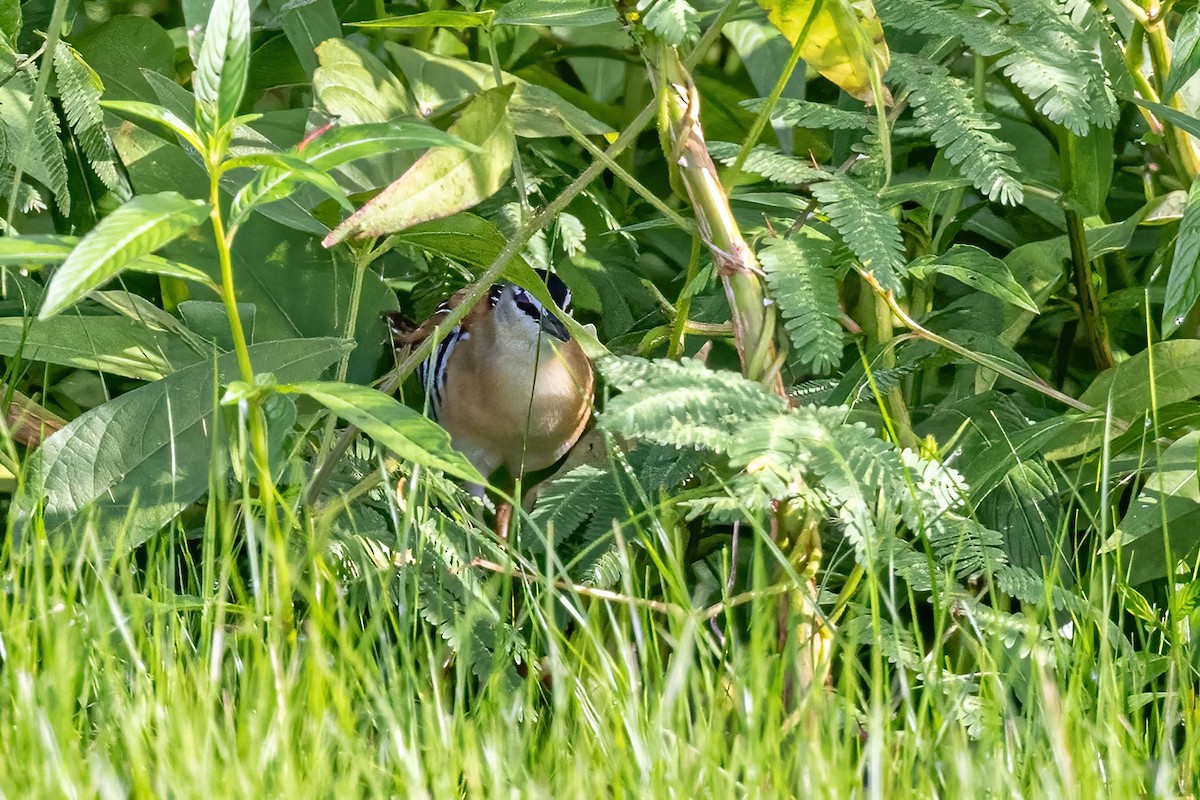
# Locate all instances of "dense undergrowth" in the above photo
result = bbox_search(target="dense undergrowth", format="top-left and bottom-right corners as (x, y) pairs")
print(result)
(3, 0), (1200, 795)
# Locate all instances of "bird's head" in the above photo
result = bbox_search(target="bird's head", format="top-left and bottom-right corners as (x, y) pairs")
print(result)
(490, 271), (573, 351)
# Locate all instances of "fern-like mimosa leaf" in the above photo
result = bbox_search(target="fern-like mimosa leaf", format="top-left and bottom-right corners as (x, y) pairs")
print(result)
(810, 173), (905, 293)
(600, 357), (788, 453)
(889, 54), (1023, 205)
(639, 0), (699, 45)
(759, 236), (844, 374)
(53, 43), (121, 191)
(742, 97), (870, 130)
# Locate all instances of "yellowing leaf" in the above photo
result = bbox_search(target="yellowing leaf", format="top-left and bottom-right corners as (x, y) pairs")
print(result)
(323, 85), (515, 246)
(756, 0), (891, 104)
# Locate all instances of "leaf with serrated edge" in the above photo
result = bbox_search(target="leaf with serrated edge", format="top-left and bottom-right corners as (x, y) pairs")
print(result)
(39, 193), (210, 319)
(279, 381), (484, 483)
(11, 338), (348, 556)
(323, 85), (515, 246)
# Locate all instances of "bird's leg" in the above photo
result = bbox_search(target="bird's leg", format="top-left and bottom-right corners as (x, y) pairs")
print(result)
(495, 501), (513, 542)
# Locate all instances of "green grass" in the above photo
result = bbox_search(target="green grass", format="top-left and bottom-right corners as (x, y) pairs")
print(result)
(0, 495), (1193, 798)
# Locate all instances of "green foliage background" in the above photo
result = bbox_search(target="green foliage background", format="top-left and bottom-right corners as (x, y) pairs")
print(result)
(3, 0), (1200, 795)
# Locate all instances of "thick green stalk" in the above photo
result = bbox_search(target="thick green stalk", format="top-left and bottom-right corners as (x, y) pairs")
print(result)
(209, 167), (290, 620)
(1145, 17), (1200, 180)
(209, 174), (255, 384)
(656, 49), (782, 392)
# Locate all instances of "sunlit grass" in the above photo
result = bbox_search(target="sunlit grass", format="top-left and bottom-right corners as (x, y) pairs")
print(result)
(0, 469), (1193, 798)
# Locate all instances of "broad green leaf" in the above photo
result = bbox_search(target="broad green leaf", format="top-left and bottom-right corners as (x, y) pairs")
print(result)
(162, 214), (399, 384)
(178, 299), (256, 351)
(194, 0), (252, 133)
(494, 0), (617, 27)
(275, 0), (342, 76)
(909, 245), (1039, 313)
(313, 39), (413, 124)
(350, 10), (489, 28)
(0, 234), (216, 287)
(279, 381), (485, 483)
(225, 152), (352, 226)
(0, 315), (202, 380)
(1164, 11), (1200, 102)
(39, 193), (211, 319)
(71, 15), (174, 102)
(299, 121), (476, 170)
(323, 86), (515, 246)
(390, 213), (542, 287)
(1080, 340), (1200, 420)
(386, 44), (614, 138)
(0, 0), (19, 47)
(1067, 124), (1114, 219)
(100, 100), (206, 155)
(1164, 174), (1200, 337)
(1106, 431), (1200, 585)
(11, 338), (348, 556)
(1000, 212), (1147, 347)
(756, 0), (891, 103)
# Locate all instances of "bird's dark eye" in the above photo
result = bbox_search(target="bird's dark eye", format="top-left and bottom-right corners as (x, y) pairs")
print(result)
(513, 292), (543, 320)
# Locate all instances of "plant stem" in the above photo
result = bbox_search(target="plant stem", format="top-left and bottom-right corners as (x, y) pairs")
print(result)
(869, 276), (1093, 413)
(655, 48), (782, 392)
(209, 176), (255, 385)
(1057, 130), (1114, 371)
(1062, 205), (1115, 371)
(563, 121), (695, 234)
(210, 168), (290, 624)
(485, 24), (530, 214)
(669, 236), (703, 359)
(1145, 17), (1200, 180)
(862, 283), (917, 448)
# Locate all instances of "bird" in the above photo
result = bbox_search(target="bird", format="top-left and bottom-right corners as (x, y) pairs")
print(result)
(386, 270), (594, 494)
